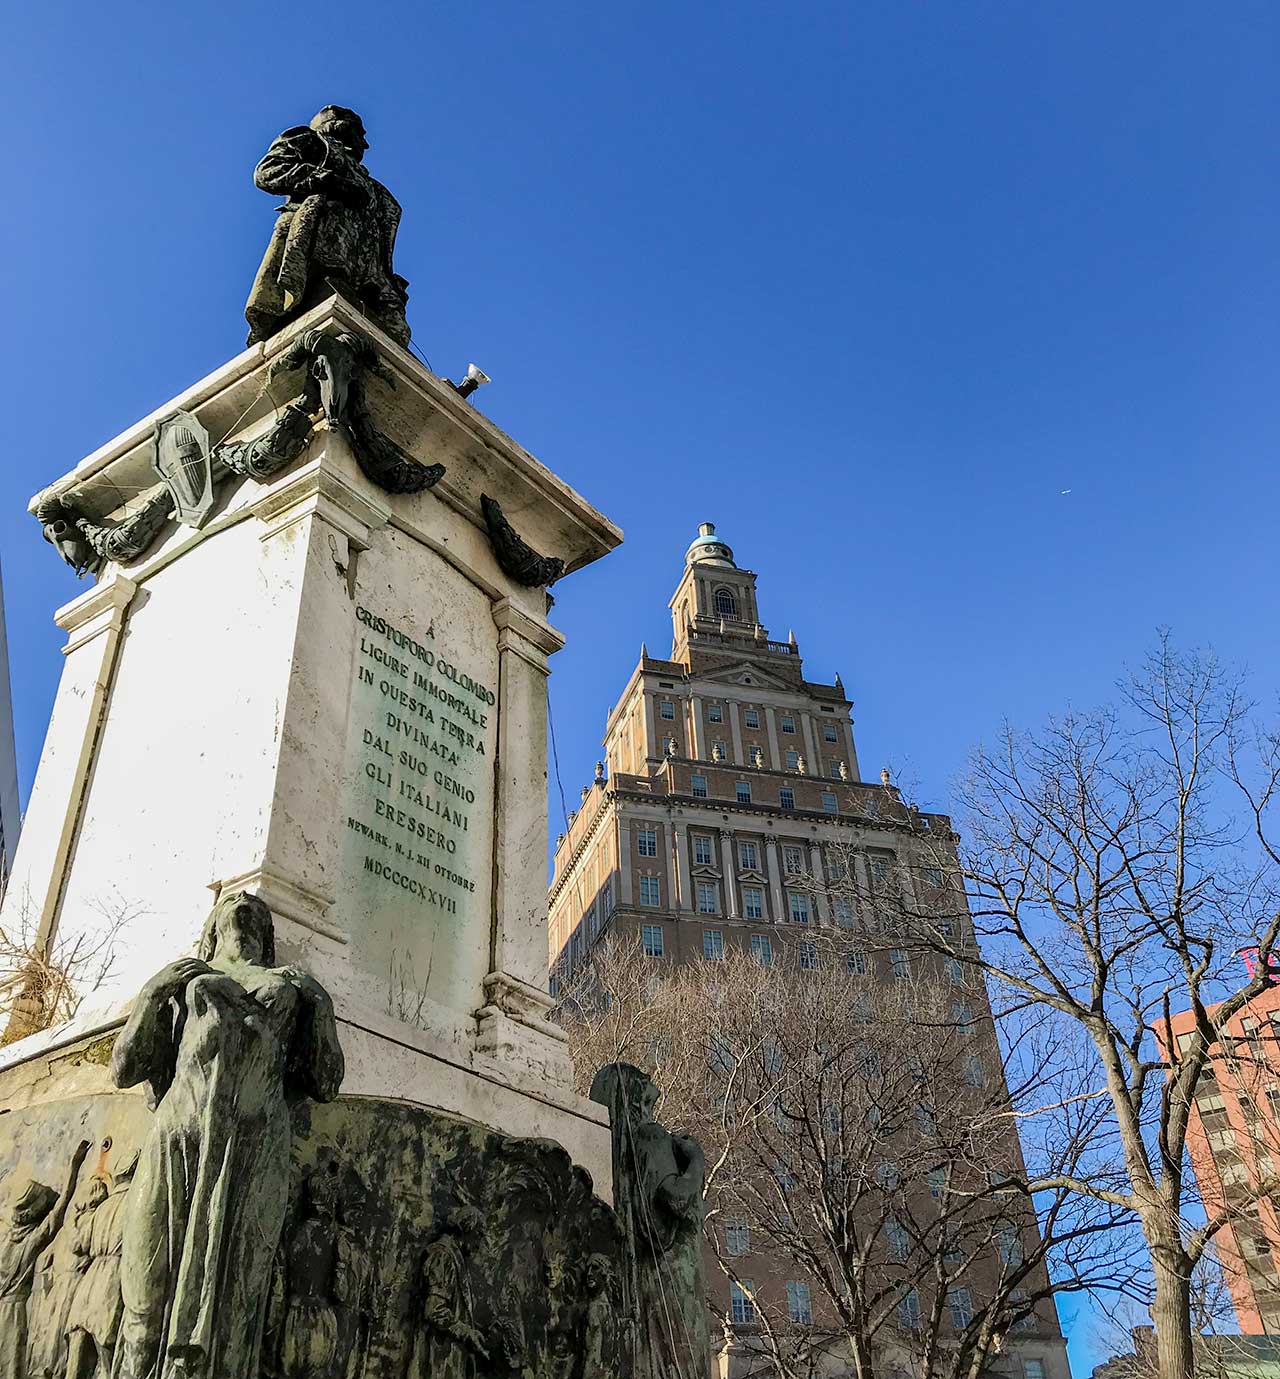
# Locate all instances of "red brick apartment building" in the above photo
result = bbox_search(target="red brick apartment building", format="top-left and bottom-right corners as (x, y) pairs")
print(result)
(1158, 976), (1280, 1333)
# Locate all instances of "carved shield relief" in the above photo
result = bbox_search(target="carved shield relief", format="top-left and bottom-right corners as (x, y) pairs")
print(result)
(154, 411), (215, 528)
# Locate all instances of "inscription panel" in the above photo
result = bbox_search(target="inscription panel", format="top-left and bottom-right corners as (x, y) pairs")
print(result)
(340, 556), (497, 1019)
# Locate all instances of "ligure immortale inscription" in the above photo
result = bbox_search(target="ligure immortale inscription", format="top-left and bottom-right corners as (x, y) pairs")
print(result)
(343, 601), (497, 1004)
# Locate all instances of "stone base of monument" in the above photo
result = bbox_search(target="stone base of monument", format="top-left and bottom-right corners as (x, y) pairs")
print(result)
(0, 297), (694, 1379)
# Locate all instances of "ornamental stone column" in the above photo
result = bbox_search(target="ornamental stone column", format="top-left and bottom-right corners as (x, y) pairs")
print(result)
(765, 837), (785, 923)
(476, 598), (572, 1080)
(719, 829), (740, 919)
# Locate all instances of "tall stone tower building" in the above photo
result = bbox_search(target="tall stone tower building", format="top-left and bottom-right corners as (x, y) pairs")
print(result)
(0, 561), (21, 897)
(549, 523), (1070, 1379)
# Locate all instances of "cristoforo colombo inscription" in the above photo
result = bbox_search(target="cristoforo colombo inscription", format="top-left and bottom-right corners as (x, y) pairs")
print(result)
(345, 605), (494, 929)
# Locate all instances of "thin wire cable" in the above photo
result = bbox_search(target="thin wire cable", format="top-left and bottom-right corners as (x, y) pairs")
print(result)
(408, 338), (435, 375)
(547, 689), (571, 836)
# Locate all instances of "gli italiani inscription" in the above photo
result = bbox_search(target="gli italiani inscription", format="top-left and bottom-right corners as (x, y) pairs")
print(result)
(342, 602), (496, 1004)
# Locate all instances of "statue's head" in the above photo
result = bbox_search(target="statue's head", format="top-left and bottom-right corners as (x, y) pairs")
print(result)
(446, 1201), (484, 1238)
(199, 891), (275, 968)
(589, 1061), (661, 1127)
(5, 1179), (56, 1230)
(311, 105), (368, 158)
(585, 1252), (612, 1292)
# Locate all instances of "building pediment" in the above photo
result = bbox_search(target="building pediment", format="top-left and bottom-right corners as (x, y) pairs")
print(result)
(737, 867), (768, 884)
(690, 863), (722, 879)
(697, 661), (793, 692)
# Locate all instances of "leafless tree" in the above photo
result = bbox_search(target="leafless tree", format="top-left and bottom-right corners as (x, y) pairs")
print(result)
(810, 638), (1280, 1379)
(556, 935), (1131, 1379)
(0, 888), (136, 1044)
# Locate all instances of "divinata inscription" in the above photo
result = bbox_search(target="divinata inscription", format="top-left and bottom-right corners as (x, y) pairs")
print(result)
(343, 605), (495, 926)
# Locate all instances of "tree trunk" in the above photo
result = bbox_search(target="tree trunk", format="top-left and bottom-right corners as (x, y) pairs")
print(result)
(1150, 1245), (1195, 1379)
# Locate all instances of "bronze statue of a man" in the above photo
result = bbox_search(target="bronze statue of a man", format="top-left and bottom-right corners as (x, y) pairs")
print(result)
(245, 106), (411, 347)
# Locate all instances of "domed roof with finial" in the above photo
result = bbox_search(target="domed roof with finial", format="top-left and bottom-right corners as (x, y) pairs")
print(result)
(685, 521), (736, 568)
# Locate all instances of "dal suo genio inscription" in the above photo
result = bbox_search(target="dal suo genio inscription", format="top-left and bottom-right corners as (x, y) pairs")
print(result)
(345, 604), (495, 916)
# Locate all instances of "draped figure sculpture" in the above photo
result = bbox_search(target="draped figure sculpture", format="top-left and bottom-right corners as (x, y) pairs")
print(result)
(110, 892), (344, 1379)
(589, 1064), (712, 1379)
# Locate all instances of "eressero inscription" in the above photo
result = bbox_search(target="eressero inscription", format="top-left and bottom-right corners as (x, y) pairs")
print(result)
(344, 604), (495, 919)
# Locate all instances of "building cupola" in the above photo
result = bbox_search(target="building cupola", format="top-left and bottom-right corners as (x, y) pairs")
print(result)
(684, 522), (736, 569)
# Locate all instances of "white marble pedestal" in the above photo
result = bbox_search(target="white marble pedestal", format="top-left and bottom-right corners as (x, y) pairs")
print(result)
(0, 296), (621, 1188)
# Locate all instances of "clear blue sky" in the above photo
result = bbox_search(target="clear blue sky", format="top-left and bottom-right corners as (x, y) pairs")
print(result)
(6, 5), (1278, 1370)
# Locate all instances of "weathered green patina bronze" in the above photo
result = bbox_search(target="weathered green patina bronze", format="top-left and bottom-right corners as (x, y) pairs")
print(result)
(109, 893), (344, 1379)
(246, 107), (410, 348)
(590, 1062), (712, 1379)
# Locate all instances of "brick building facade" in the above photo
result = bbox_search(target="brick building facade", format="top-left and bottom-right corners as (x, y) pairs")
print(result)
(1158, 980), (1280, 1334)
(548, 524), (1070, 1379)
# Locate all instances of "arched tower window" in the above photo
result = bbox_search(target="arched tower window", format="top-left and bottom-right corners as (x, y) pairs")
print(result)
(714, 587), (738, 618)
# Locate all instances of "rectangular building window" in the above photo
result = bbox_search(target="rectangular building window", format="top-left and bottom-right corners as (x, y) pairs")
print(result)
(833, 898), (854, 927)
(898, 1290), (921, 1330)
(799, 941), (818, 970)
(637, 827), (657, 857)
(691, 774), (708, 798)
(784, 845), (805, 873)
(847, 947), (867, 974)
(659, 701), (675, 720)
(781, 715), (796, 734)
(821, 791), (838, 814)
(886, 1217), (909, 1261)
(779, 788), (795, 810)
(730, 1281), (757, 1325)
(744, 708), (760, 728)
(876, 1160), (899, 1188)
(601, 878), (613, 913)
(751, 932), (772, 964)
(929, 1168), (946, 1199)
(693, 835), (714, 865)
(948, 1288), (973, 1330)
(703, 928), (725, 959)
(785, 749), (800, 769)
(871, 855), (892, 883)
(998, 1226), (1024, 1267)
(708, 704), (724, 723)
(1010, 1292), (1035, 1332)
(697, 883), (719, 915)
(823, 723), (839, 742)
(789, 893), (811, 924)
(944, 957), (965, 985)
(736, 782), (752, 803)
(1024, 1360), (1045, 1379)
(713, 739), (727, 759)
(924, 865), (944, 888)
(724, 1216), (750, 1256)
(953, 1002), (975, 1035)
(963, 1055), (985, 1088)
(641, 923), (664, 956)
(889, 948), (911, 978)
(829, 761), (843, 779)
(738, 841), (759, 869)
(866, 797), (881, 819)
(786, 1281), (813, 1324)
(744, 888), (765, 920)
(639, 876), (661, 908)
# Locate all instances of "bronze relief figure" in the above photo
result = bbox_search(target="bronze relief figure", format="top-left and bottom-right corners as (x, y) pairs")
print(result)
(110, 892), (344, 1379)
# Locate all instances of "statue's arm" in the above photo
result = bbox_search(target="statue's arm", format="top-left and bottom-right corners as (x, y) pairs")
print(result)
(253, 127), (327, 197)
(110, 959), (204, 1090)
(289, 971), (345, 1103)
(655, 1133), (706, 1223)
(30, 1140), (91, 1258)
